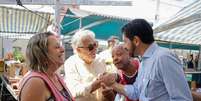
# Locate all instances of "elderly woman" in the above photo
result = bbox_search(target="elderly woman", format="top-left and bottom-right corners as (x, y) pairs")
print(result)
(64, 30), (108, 101)
(19, 32), (73, 101)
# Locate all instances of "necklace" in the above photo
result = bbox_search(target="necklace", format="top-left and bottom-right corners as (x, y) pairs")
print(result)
(124, 70), (137, 78)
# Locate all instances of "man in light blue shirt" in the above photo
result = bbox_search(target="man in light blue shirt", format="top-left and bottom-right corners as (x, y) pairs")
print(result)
(100, 19), (192, 101)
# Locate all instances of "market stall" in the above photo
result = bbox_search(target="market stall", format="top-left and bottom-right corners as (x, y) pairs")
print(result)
(153, 0), (201, 90)
(153, 0), (201, 45)
(0, 5), (52, 100)
(0, 60), (28, 101)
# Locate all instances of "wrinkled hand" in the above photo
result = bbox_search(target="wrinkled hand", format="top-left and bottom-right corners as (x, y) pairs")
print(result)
(101, 83), (115, 101)
(90, 79), (102, 93)
(98, 73), (116, 86)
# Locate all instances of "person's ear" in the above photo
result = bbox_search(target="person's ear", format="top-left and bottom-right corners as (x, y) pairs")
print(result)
(133, 36), (140, 46)
(76, 47), (81, 52)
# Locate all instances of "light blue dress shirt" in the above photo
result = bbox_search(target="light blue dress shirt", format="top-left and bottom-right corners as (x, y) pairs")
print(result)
(124, 42), (192, 101)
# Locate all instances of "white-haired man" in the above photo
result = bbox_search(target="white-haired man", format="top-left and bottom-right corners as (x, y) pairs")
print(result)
(64, 30), (108, 101)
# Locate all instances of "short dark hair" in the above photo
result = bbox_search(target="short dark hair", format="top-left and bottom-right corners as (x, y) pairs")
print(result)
(121, 19), (154, 44)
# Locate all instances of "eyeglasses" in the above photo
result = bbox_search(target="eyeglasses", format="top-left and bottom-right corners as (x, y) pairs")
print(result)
(78, 41), (98, 51)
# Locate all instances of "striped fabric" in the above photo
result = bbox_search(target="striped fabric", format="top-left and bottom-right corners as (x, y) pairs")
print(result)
(154, 0), (201, 45)
(0, 6), (51, 39)
(0, 32), (35, 39)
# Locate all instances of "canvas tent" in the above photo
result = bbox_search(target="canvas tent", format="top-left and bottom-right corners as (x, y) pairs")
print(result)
(153, 0), (201, 45)
(0, 6), (52, 58)
(0, 6), (52, 39)
(60, 8), (131, 40)
(61, 7), (201, 50)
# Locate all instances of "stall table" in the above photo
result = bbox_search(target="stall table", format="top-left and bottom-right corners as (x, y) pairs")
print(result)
(0, 75), (18, 101)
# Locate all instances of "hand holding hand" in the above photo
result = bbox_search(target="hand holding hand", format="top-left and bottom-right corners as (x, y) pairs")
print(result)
(101, 83), (115, 101)
(90, 79), (102, 93)
(99, 73), (117, 86)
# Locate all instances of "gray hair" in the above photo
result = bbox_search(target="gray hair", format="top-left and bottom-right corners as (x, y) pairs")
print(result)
(71, 29), (95, 49)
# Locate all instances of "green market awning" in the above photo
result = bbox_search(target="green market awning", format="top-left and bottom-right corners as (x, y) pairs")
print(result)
(60, 8), (130, 40)
(157, 41), (200, 50)
(61, 8), (200, 50)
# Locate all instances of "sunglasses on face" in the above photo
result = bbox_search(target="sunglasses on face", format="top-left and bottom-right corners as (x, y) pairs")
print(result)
(78, 41), (98, 51)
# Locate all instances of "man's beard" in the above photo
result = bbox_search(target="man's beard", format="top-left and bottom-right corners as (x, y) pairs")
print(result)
(130, 42), (137, 58)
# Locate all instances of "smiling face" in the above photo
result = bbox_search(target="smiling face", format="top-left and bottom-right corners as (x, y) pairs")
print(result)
(76, 36), (98, 64)
(47, 35), (65, 67)
(112, 45), (130, 70)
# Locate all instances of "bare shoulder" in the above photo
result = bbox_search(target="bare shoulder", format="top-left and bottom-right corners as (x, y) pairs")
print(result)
(20, 77), (49, 101)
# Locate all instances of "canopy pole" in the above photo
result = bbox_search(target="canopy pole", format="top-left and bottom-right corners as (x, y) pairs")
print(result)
(55, 0), (61, 35)
(79, 17), (82, 29)
(169, 42), (172, 49)
(198, 45), (201, 71)
(155, 0), (160, 24)
(1, 38), (3, 58)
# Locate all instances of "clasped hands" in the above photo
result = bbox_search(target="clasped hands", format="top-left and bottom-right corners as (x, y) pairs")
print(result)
(91, 73), (117, 100)
(98, 72), (117, 87)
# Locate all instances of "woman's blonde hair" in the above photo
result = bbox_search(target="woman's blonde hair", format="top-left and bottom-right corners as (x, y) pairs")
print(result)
(26, 32), (54, 72)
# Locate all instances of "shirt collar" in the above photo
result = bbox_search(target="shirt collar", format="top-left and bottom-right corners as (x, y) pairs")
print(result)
(142, 42), (158, 59)
(75, 54), (86, 64)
